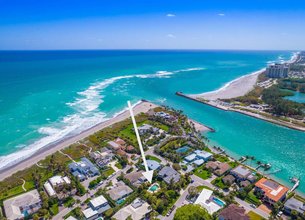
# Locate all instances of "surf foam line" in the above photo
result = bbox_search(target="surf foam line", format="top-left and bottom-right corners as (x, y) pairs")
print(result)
(0, 67), (204, 170)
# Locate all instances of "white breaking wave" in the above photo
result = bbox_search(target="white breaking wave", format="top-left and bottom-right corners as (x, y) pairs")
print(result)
(0, 67), (204, 170)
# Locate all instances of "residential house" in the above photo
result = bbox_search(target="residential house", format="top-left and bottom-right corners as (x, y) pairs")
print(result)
(230, 165), (256, 183)
(146, 159), (161, 171)
(194, 189), (225, 214)
(44, 175), (72, 198)
(82, 208), (98, 220)
(206, 161), (231, 176)
(3, 189), (42, 220)
(158, 166), (181, 184)
(107, 141), (122, 151)
(125, 171), (147, 187)
(69, 157), (100, 181)
(89, 195), (111, 214)
(113, 198), (152, 220)
(137, 124), (159, 135)
(107, 181), (133, 202)
(240, 180), (251, 188)
(218, 204), (249, 220)
(284, 197), (305, 216)
(254, 178), (289, 205)
(222, 175), (236, 186)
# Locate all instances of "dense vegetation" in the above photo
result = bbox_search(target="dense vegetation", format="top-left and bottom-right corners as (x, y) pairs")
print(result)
(278, 78), (305, 93)
(173, 204), (212, 220)
(262, 86), (305, 117)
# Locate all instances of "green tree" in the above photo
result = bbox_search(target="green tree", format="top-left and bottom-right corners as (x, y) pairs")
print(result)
(174, 204), (212, 220)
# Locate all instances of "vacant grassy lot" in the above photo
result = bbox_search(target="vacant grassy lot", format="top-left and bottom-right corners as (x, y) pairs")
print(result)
(194, 166), (211, 180)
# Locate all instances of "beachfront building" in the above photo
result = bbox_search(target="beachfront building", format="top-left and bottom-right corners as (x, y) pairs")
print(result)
(137, 124), (159, 135)
(218, 204), (249, 220)
(194, 189), (225, 215)
(158, 166), (181, 184)
(69, 157), (100, 181)
(3, 189), (42, 220)
(266, 63), (289, 78)
(230, 165), (256, 183)
(184, 150), (213, 166)
(113, 198), (152, 220)
(107, 181), (133, 202)
(43, 175), (72, 197)
(284, 197), (305, 216)
(254, 178), (289, 205)
(90, 149), (114, 168)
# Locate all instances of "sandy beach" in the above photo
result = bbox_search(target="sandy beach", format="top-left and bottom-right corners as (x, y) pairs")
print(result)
(0, 100), (158, 181)
(192, 68), (265, 100)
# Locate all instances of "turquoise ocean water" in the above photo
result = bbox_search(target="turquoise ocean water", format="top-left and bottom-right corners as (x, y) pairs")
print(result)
(1, 50), (304, 193)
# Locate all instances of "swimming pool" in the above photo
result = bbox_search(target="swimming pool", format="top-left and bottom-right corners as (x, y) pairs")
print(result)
(176, 146), (190, 153)
(212, 197), (225, 207)
(149, 184), (159, 192)
(116, 198), (125, 205)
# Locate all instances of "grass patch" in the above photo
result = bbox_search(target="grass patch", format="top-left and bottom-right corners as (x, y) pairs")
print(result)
(214, 154), (229, 163)
(146, 155), (162, 163)
(228, 161), (239, 168)
(196, 185), (212, 191)
(103, 167), (115, 177)
(248, 211), (265, 220)
(64, 197), (76, 208)
(245, 191), (262, 206)
(115, 163), (123, 169)
(211, 177), (228, 190)
(50, 203), (59, 215)
(194, 167), (211, 180)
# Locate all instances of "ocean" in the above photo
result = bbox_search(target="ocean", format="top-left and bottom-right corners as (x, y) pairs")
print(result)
(1, 50), (305, 193)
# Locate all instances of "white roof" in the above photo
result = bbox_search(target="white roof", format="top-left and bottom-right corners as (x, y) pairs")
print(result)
(63, 176), (71, 184)
(194, 189), (222, 214)
(90, 195), (108, 208)
(194, 150), (213, 159)
(66, 216), (78, 220)
(3, 189), (41, 220)
(82, 208), (98, 219)
(49, 175), (65, 186)
(44, 182), (56, 197)
(113, 198), (151, 220)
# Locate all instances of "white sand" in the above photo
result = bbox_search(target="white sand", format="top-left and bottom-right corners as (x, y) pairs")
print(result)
(192, 68), (265, 100)
(0, 101), (157, 181)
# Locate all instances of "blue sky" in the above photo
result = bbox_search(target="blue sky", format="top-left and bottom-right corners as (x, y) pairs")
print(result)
(0, 0), (305, 50)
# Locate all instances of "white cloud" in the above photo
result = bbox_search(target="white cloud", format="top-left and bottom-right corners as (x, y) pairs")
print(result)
(218, 13), (225, 16)
(166, 13), (176, 17)
(167, 34), (176, 38)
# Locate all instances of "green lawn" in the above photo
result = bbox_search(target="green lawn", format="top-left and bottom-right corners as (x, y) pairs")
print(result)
(50, 203), (59, 215)
(146, 155), (162, 163)
(196, 185), (212, 191)
(214, 154), (229, 162)
(228, 161), (239, 168)
(194, 167), (211, 180)
(103, 167), (115, 177)
(245, 191), (262, 206)
(115, 162), (123, 169)
(64, 197), (76, 208)
(247, 211), (265, 220)
(211, 177), (228, 189)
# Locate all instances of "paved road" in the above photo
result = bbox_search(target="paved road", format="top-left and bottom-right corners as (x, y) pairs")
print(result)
(235, 197), (269, 219)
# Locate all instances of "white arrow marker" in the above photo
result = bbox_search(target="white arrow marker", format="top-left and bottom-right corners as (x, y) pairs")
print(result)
(127, 101), (154, 183)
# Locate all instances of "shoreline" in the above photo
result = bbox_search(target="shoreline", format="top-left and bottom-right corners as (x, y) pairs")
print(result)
(191, 68), (265, 100)
(0, 100), (213, 181)
(0, 100), (157, 181)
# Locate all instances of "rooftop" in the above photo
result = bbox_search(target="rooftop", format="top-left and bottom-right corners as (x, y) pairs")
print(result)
(194, 189), (224, 214)
(284, 197), (305, 214)
(113, 198), (151, 220)
(107, 181), (133, 201)
(3, 189), (41, 220)
(146, 159), (161, 170)
(82, 207), (98, 219)
(219, 204), (249, 220)
(90, 195), (108, 208)
(158, 166), (181, 184)
(255, 178), (289, 202)
(231, 165), (252, 178)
